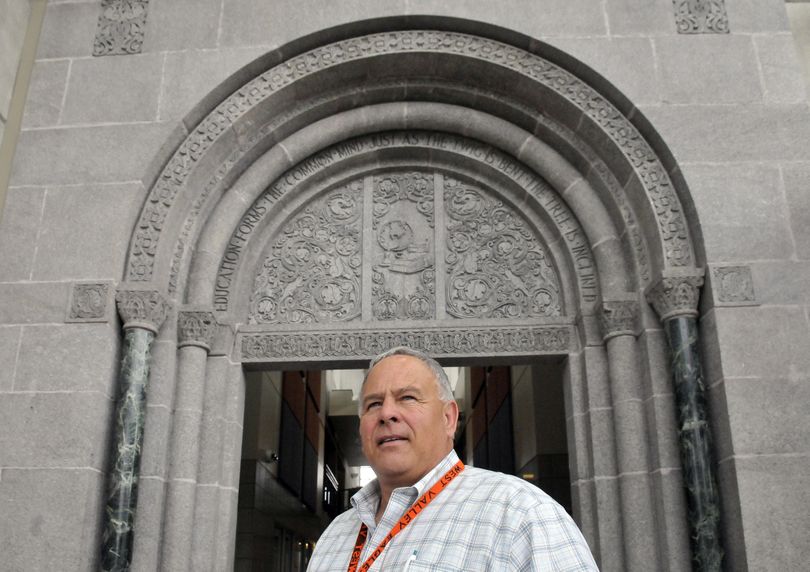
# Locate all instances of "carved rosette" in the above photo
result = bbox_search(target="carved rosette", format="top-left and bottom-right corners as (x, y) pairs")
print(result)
(68, 282), (111, 322)
(646, 274), (704, 321)
(673, 0), (730, 34)
(444, 177), (561, 319)
(249, 182), (362, 324)
(600, 300), (640, 341)
(177, 310), (216, 351)
(710, 265), (756, 305)
(93, 0), (150, 56)
(115, 288), (169, 333)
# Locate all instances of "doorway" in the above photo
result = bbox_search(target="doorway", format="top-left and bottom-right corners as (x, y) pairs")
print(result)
(234, 358), (571, 570)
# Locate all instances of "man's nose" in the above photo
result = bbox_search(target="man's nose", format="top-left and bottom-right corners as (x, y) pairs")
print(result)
(377, 397), (398, 423)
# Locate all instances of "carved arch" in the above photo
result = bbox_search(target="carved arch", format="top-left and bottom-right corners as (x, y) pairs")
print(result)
(126, 22), (702, 315)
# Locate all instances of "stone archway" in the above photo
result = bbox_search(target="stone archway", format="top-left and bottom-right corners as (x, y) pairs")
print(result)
(104, 20), (720, 572)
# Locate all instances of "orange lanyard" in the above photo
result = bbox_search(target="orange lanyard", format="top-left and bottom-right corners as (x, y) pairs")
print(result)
(346, 460), (465, 572)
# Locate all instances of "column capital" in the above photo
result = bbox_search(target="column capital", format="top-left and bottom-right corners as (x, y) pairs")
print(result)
(600, 298), (639, 341)
(115, 285), (170, 334)
(177, 308), (217, 351)
(645, 270), (705, 321)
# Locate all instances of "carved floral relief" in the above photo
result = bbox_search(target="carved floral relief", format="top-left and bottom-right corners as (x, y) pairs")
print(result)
(372, 172), (435, 321)
(249, 181), (363, 324)
(444, 177), (561, 319)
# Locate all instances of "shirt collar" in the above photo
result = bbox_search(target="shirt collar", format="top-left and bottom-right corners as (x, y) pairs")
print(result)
(350, 449), (460, 520)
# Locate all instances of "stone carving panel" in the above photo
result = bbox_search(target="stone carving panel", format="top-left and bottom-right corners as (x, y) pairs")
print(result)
(67, 282), (111, 322)
(673, 0), (729, 34)
(444, 177), (561, 319)
(177, 310), (217, 350)
(710, 265), (756, 305)
(372, 172), (435, 321)
(93, 0), (149, 56)
(240, 326), (572, 361)
(249, 181), (363, 324)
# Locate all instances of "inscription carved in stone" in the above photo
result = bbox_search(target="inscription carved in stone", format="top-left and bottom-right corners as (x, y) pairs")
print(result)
(673, 0), (729, 34)
(68, 283), (111, 322)
(249, 182), (363, 324)
(128, 31), (693, 285)
(711, 265), (756, 305)
(444, 177), (561, 319)
(372, 172), (435, 321)
(240, 326), (572, 361)
(93, 0), (149, 56)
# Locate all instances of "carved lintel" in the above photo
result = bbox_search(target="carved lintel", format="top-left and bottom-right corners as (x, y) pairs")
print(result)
(646, 271), (705, 321)
(177, 310), (217, 351)
(240, 325), (573, 361)
(709, 265), (757, 306)
(93, 0), (149, 57)
(67, 282), (113, 323)
(600, 299), (639, 341)
(115, 287), (169, 334)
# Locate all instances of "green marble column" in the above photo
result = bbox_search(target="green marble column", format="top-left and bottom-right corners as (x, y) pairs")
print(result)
(648, 273), (723, 572)
(101, 288), (168, 572)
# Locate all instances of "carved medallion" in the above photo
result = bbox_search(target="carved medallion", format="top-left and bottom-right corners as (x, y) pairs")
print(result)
(711, 265), (756, 305)
(444, 178), (561, 319)
(249, 182), (363, 324)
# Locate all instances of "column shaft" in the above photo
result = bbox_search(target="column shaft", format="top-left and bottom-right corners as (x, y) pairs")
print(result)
(605, 334), (659, 570)
(160, 345), (209, 571)
(663, 316), (723, 571)
(100, 328), (155, 572)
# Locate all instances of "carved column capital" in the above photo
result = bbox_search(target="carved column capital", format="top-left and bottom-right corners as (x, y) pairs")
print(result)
(600, 299), (640, 341)
(177, 309), (217, 351)
(115, 287), (169, 334)
(646, 271), (705, 321)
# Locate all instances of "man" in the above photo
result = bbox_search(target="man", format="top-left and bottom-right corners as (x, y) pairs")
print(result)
(308, 346), (599, 571)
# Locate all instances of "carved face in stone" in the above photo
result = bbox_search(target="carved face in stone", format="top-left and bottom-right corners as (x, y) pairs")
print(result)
(359, 355), (458, 490)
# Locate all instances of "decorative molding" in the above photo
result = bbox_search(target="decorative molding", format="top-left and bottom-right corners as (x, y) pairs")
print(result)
(646, 272), (705, 321)
(600, 300), (639, 341)
(93, 0), (149, 56)
(115, 287), (169, 333)
(240, 326), (573, 361)
(710, 265), (756, 306)
(177, 310), (217, 351)
(673, 0), (730, 34)
(67, 282), (112, 323)
(127, 30), (691, 285)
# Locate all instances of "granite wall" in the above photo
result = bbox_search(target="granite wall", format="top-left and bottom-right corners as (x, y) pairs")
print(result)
(0, 1), (809, 570)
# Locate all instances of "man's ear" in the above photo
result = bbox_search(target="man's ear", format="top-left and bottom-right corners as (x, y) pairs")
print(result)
(443, 400), (459, 439)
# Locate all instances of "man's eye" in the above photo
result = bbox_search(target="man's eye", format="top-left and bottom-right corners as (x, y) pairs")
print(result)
(366, 401), (381, 411)
(401, 395), (416, 401)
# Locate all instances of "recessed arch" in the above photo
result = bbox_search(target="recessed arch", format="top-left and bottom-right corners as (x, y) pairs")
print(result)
(123, 19), (707, 572)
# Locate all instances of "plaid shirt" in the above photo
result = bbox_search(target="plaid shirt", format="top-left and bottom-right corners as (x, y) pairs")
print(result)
(308, 451), (599, 571)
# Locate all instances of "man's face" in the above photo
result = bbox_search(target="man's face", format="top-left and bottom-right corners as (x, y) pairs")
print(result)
(359, 355), (458, 489)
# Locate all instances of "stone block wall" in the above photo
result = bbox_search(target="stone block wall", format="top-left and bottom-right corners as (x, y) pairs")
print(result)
(0, 0), (809, 570)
